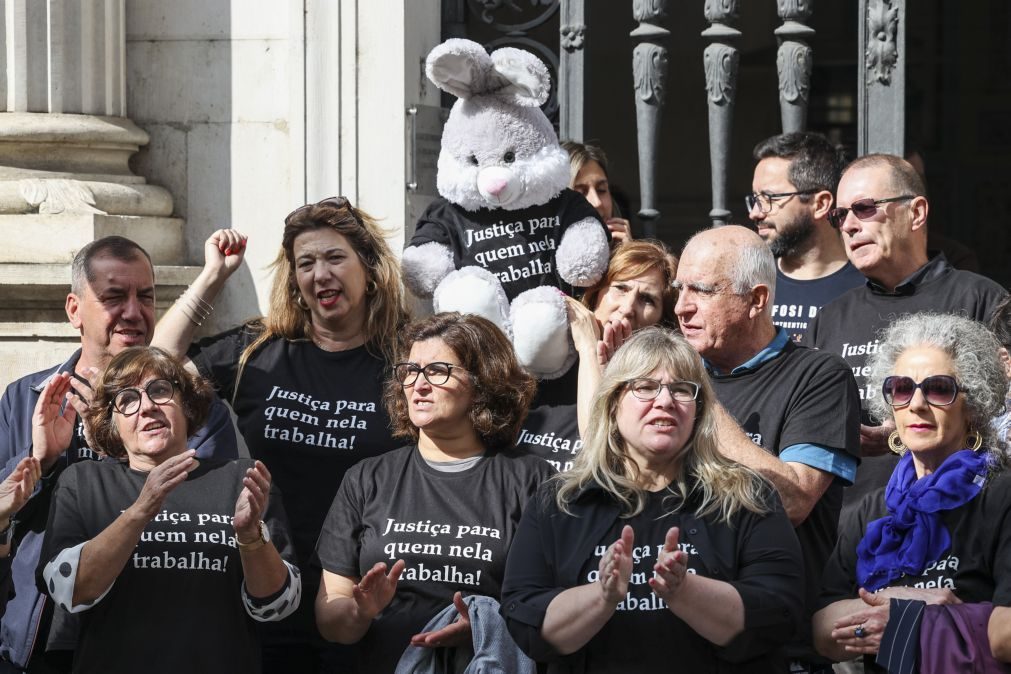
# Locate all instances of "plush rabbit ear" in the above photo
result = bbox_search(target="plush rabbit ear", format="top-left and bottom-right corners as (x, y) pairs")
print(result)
(426, 39), (495, 100)
(490, 47), (551, 107)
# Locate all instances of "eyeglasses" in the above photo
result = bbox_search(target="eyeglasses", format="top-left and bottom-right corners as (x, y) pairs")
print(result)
(745, 190), (817, 214)
(626, 378), (700, 403)
(881, 375), (961, 408)
(394, 362), (467, 387)
(285, 196), (361, 227)
(112, 379), (177, 416)
(827, 195), (917, 228)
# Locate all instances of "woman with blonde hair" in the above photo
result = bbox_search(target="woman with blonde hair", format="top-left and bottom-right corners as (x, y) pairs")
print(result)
(502, 327), (803, 672)
(152, 197), (410, 672)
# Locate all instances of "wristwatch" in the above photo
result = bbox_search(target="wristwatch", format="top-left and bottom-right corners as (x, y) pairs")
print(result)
(237, 521), (270, 552)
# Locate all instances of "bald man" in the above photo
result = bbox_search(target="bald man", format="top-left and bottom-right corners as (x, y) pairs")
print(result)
(675, 226), (860, 673)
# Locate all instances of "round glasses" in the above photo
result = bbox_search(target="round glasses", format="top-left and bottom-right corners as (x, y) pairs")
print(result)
(112, 379), (177, 416)
(827, 195), (916, 228)
(626, 378), (700, 403)
(881, 375), (961, 408)
(394, 362), (466, 387)
(745, 190), (817, 214)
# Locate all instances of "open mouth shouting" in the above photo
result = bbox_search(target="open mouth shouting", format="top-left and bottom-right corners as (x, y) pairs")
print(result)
(317, 288), (342, 309)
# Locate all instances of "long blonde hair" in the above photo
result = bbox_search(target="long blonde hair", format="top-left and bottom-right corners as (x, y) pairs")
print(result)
(234, 198), (409, 399)
(555, 327), (771, 522)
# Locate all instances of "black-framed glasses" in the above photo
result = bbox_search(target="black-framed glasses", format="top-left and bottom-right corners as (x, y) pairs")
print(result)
(827, 195), (917, 228)
(285, 196), (362, 227)
(112, 379), (177, 416)
(745, 190), (818, 214)
(626, 378), (700, 403)
(882, 375), (961, 408)
(394, 362), (467, 387)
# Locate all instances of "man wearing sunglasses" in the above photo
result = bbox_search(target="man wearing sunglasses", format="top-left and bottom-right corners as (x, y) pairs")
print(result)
(675, 226), (860, 674)
(749, 132), (864, 344)
(804, 153), (1006, 520)
(0, 236), (238, 673)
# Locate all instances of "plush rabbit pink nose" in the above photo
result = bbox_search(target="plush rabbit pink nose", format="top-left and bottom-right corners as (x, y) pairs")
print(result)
(484, 177), (508, 196)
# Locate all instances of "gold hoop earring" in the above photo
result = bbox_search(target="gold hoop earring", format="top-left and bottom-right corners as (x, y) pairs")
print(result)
(366, 280), (378, 295)
(965, 429), (983, 451)
(888, 431), (906, 455)
(292, 287), (309, 311)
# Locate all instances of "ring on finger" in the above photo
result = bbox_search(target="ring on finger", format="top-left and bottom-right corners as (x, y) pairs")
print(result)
(853, 625), (866, 639)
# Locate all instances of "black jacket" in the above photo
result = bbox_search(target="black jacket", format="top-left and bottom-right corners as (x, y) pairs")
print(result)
(500, 481), (805, 673)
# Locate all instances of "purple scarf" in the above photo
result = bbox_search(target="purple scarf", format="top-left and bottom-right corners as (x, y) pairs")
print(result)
(856, 449), (989, 591)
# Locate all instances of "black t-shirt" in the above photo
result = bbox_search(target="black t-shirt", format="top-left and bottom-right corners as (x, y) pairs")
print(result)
(315, 445), (551, 674)
(411, 190), (604, 300)
(710, 340), (860, 660)
(804, 255), (1007, 515)
(818, 470), (1011, 672)
(37, 459), (295, 674)
(772, 262), (865, 343)
(516, 364), (581, 472)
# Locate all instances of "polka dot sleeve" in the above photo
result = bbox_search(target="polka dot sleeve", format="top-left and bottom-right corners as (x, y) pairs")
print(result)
(241, 559), (301, 622)
(40, 542), (115, 613)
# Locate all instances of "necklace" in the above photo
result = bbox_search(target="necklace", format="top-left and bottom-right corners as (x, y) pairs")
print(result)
(312, 337), (342, 352)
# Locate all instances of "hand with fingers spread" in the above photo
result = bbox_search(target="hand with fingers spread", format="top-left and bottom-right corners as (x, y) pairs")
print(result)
(410, 591), (472, 648)
(31, 373), (78, 471)
(566, 296), (602, 356)
(599, 318), (632, 366)
(66, 368), (99, 450)
(353, 560), (406, 622)
(128, 449), (198, 522)
(598, 525), (634, 605)
(649, 527), (689, 604)
(0, 456), (41, 521)
(233, 460), (272, 543)
(204, 229), (248, 282)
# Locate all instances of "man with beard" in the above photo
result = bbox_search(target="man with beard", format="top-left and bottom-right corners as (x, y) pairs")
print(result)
(748, 132), (863, 342)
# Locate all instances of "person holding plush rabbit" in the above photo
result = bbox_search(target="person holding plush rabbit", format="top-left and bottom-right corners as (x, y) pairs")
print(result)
(563, 141), (633, 244)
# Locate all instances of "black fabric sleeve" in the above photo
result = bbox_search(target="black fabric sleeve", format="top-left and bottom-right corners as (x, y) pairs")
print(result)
(409, 201), (456, 249)
(262, 476), (297, 567)
(500, 487), (567, 663)
(187, 323), (261, 403)
(987, 480), (1011, 606)
(816, 492), (878, 611)
(35, 466), (87, 595)
(780, 354), (861, 458)
(717, 496), (806, 663)
(314, 462), (367, 579)
(801, 313), (821, 349)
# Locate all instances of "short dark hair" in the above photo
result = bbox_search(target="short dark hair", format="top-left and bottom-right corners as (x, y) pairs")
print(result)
(990, 295), (1011, 350)
(752, 132), (847, 195)
(841, 153), (926, 198)
(86, 347), (213, 459)
(71, 236), (153, 295)
(384, 313), (536, 450)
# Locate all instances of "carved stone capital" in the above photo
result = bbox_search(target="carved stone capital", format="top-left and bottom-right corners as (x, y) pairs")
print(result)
(866, 0), (899, 84)
(777, 41), (812, 104)
(703, 43), (739, 106)
(703, 0), (739, 24)
(633, 43), (669, 105)
(633, 0), (669, 24)
(777, 0), (813, 21)
(560, 24), (586, 52)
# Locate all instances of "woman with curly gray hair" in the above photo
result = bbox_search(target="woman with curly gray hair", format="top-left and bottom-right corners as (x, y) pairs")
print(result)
(814, 313), (1011, 669)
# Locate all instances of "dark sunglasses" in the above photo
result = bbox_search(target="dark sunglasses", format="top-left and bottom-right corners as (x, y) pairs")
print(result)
(827, 195), (916, 228)
(394, 362), (468, 387)
(882, 374), (961, 408)
(285, 196), (361, 227)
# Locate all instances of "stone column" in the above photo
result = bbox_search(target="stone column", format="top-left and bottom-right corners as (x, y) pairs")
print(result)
(702, 0), (741, 227)
(858, 0), (905, 156)
(775, 0), (814, 133)
(631, 0), (670, 239)
(0, 0), (194, 385)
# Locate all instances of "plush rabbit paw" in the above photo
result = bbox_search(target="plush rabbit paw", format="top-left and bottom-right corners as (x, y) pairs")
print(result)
(556, 218), (610, 287)
(402, 242), (456, 299)
(510, 287), (575, 379)
(433, 266), (512, 337)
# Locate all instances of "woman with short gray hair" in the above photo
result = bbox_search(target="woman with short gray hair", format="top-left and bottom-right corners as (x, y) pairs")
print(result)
(814, 312), (1011, 669)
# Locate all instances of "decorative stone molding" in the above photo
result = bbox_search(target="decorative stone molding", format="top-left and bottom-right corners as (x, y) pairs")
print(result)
(702, 0), (741, 226)
(633, 0), (668, 23)
(866, 0), (900, 85)
(560, 24), (585, 51)
(777, 42), (812, 105)
(704, 44), (738, 106)
(777, 0), (813, 20)
(19, 179), (104, 215)
(633, 44), (669, 106)
(703, 0), (738, 24)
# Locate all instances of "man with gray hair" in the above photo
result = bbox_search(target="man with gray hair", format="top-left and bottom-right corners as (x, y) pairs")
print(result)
(675, 225), (860, 673)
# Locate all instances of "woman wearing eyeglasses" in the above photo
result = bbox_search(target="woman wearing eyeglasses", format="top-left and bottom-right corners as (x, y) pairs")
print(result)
(151, 198), (409, 671)
(35, 347), (299, 673)
(501, 327), (804, 673)
(813, 313), (1011, 669)
(315, 313), (551, 673)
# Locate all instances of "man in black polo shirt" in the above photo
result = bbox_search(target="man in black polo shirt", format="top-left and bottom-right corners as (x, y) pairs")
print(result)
(675, 226), (861, 673)
(805, 154), (1006, 517)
